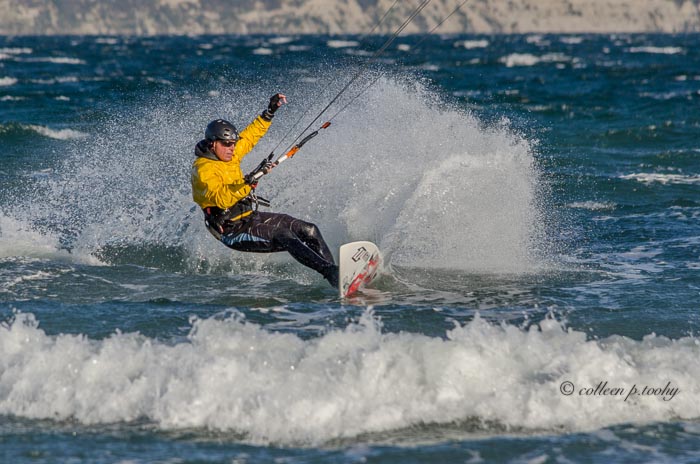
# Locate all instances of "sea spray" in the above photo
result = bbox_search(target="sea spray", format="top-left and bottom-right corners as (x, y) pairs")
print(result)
(267, 77), (544, 272)
(1, 74), (546, 275)
(0, 309), (697, 445)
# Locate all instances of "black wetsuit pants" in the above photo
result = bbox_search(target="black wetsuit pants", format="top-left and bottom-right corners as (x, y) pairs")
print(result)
(218, 212), (337, 281)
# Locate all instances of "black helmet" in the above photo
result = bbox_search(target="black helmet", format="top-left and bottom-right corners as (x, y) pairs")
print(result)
(205, 119), (239, 142)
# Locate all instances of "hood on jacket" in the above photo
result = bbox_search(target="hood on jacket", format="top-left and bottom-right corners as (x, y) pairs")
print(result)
(194, 139), (218, 161)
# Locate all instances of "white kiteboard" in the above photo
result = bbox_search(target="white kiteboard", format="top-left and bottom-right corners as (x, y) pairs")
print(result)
(338, 241), (382, 298)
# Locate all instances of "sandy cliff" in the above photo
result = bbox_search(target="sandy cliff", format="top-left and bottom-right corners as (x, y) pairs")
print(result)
(0, 0), (699, 35)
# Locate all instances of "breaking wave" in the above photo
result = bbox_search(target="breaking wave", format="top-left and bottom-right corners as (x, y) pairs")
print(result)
(0, 309), (697, 445)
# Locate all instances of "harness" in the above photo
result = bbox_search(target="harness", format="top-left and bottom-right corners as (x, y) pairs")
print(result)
(202, 192), (271, 240)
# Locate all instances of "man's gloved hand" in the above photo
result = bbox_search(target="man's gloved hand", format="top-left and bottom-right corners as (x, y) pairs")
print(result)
(258, 158), (274, 175)
(244, 173), (258, 189)
(255, 157), (274, 175)
(245, 157), (275, 188)
(261, 93), (287, 121)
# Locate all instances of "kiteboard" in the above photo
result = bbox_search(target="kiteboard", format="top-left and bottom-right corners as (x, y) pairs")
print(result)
(338, 241), (381, 298)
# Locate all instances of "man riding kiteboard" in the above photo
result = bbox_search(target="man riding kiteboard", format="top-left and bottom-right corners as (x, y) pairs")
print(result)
(190, 93), (339, 287)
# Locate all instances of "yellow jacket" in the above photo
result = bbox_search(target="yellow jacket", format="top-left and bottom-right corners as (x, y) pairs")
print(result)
(191, 115), (271, 216)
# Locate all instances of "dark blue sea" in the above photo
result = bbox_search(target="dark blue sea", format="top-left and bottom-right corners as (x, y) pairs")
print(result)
(1, 33), (699, 463)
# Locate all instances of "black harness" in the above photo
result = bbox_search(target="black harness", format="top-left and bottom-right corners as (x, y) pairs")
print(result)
(202, 193), (271, 239)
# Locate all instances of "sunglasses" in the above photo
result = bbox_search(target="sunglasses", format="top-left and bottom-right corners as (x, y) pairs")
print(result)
(218, 140), (237, 147)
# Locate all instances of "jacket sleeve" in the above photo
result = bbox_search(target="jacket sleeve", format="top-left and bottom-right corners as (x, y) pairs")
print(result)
(192, 162), (252, 209)
(234, 115), (272, 159)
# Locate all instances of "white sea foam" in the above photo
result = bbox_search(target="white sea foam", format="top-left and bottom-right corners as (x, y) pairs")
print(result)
(620, 173), (700, 185)
(526, 35), (548, 45)
(0, 215), (65, 259)
(252, 48), (273, 55)
(344, 49), (373, 57)
(268, 37), (294, 45)
(30, 76), (80, 85)
(21, 57), (86, 65)
(0, 310), (697, 445)
(57, 76), (80, 83)
(560, 36), (584, 45)
(27, 124), (88, 140)
(0, 214), (101, 264)
(0, 77), (18, 86)
(327, 40), (359, 48)
(500, 53), (570, 67)
(640, 89), (694, 100)
(45, 57), (86, 65)
(454, 40), (489, 49)
(0, 47), (32, 55)
(568, 201), (616, 211)
(1, 270), (57, 291)
(628, 46), (684, 55)
(95, 38), (119, 45)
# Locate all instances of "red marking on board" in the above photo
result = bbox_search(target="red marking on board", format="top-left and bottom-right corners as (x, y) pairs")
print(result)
(344, 255), (380, 297)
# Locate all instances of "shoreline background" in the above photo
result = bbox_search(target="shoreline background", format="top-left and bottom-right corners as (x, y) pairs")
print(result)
(1, 0), (699, 36)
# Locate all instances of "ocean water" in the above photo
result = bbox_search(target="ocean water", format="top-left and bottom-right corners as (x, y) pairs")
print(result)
(0, 32), (699, 462)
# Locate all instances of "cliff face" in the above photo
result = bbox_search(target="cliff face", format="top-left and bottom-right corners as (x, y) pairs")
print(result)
(1, 0), (699, 35)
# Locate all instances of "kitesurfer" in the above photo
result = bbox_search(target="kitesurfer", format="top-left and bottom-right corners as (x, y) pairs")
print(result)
(191, 94), (339, 287)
